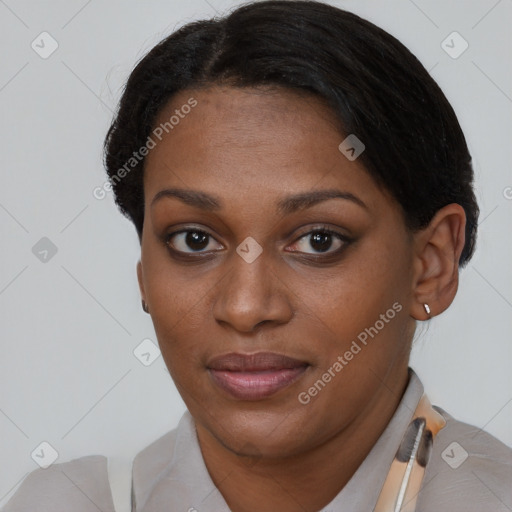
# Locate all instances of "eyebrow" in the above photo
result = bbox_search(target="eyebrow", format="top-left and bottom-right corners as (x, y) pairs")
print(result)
(150, 187), (368, 214)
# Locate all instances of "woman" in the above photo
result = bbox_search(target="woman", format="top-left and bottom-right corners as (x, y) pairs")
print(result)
(3, 1), (511, 511)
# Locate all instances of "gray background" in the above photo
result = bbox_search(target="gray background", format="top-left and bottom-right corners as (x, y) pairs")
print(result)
(0, 0), (511, 510)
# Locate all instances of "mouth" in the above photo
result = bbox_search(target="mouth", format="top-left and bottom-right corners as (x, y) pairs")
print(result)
(207, 352), (310, 400)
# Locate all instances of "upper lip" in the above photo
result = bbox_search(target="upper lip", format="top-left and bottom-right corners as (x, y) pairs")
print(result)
(207, 352), (309, 372)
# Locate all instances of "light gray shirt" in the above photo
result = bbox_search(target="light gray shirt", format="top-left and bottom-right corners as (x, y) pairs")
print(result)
(3, 369), (511, 511)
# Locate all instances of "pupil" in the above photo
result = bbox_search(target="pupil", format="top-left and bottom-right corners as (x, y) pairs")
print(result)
(186, 231), (208, 251)
(311, 232), (331, 252)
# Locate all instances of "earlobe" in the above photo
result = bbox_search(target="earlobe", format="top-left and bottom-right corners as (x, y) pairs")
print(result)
(410, 203), (466, 320)
(137, 260), (151, 314)
(136, 260), (146, 302)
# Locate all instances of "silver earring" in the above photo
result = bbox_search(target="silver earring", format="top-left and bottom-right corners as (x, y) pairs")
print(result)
(142, 300), (149, 314)
(424, 303), (431, 318)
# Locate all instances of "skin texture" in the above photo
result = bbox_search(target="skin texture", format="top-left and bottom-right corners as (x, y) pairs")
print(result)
(136, 86), (466, 512)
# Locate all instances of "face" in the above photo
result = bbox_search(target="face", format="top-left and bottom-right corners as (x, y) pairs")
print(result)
(138, 85), (417, 458)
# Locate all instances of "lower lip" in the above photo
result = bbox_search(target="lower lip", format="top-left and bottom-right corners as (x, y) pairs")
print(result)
(209, 366), (308, 400)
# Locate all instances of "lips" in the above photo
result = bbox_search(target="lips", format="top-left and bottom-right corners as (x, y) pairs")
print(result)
(207, 352), (309, 400)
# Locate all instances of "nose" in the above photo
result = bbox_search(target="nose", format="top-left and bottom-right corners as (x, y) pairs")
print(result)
(212, 248), (294, 333)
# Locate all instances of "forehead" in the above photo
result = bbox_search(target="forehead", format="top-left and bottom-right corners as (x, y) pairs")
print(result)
(160, 85), (341, 129)
(143, 86), (384, 214)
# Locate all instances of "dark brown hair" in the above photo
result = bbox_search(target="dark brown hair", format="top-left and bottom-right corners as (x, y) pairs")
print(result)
(104, 0), (479, 266)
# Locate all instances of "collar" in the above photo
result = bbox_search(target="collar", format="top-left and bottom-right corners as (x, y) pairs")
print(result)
(133, 368), (424, 511)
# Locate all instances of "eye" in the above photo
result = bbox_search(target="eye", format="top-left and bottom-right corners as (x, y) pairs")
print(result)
(164, 225), (352, 258)
(165, 229), (223, 254)
(287, 227), (350, 255)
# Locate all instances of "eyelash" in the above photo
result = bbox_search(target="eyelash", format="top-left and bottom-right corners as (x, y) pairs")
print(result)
(163, 225), (353, 261)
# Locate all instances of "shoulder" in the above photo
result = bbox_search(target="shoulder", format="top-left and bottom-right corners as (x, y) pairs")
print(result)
(131, 424), (181, 510)
(1, 455), (116, 512)
(418, 407), (512, 512)
(132, 425), (179, 474)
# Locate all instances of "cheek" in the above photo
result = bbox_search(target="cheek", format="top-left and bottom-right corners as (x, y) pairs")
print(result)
(140, 250), (207, 368)
(149, 284), (207, 368)
(305, 250), (406, 335)
(151, 310), (207, 401)
(142, 237), (208, 323)
(300, 235), (411, 378)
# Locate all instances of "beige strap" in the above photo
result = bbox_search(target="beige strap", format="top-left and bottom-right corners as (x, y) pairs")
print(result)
(374, 395), (446, 512)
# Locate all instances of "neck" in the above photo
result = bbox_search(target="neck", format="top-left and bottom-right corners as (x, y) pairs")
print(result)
(196, 366), (410, 512)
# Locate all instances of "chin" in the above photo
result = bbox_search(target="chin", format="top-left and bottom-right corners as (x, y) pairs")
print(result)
(203, 405), (313, 458)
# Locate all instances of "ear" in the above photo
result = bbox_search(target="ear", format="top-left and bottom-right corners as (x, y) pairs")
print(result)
(136, 260), (146, 303)
(410, 203), (466, 320)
